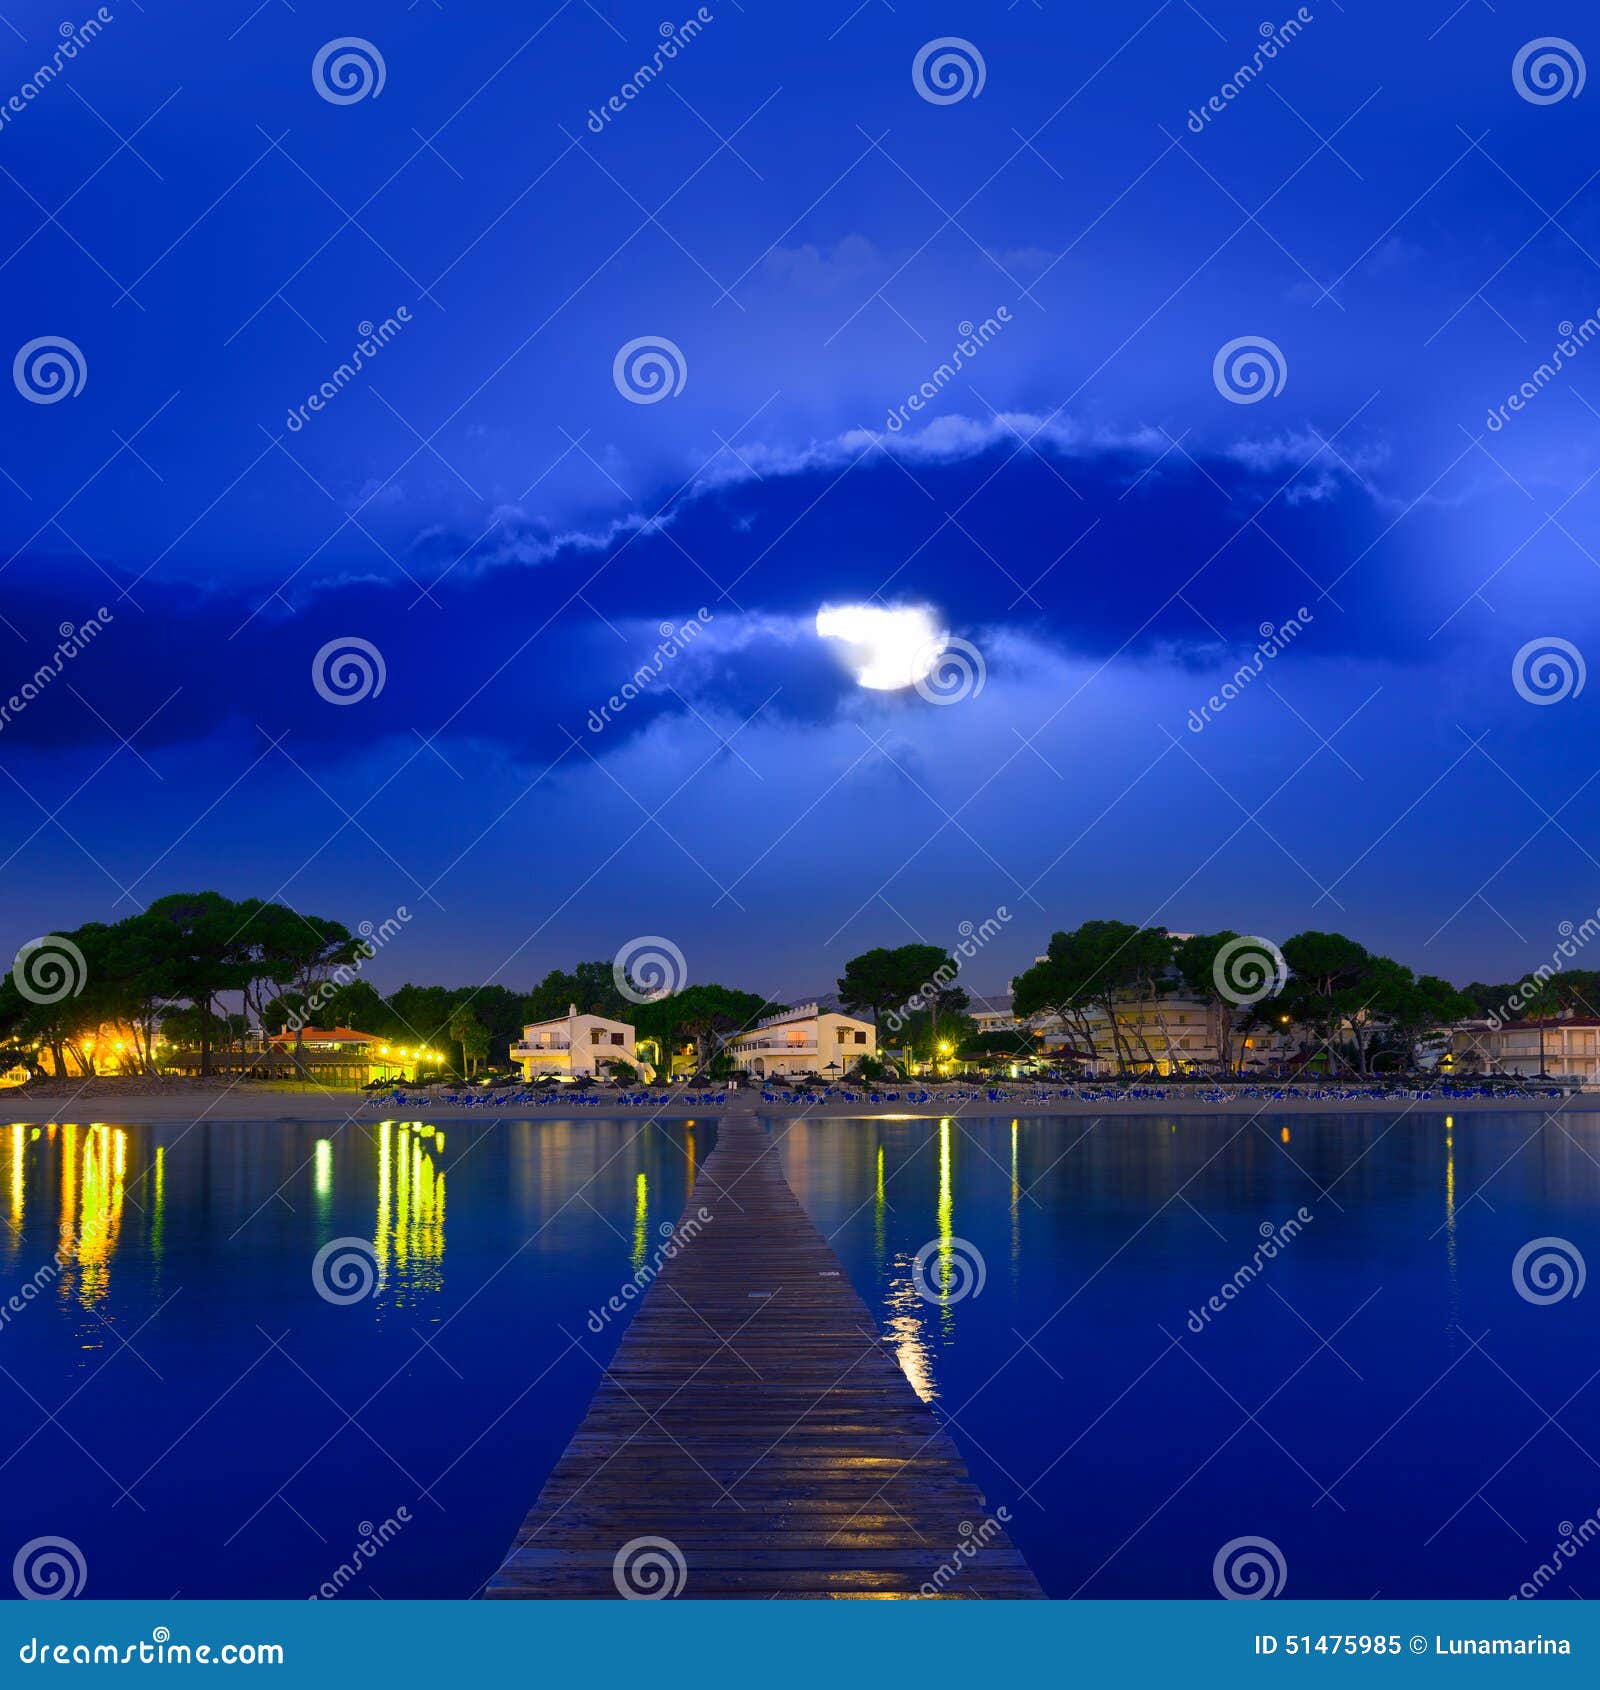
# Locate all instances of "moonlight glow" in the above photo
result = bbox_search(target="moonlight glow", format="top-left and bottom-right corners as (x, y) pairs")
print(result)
(815, 604), (945, 690)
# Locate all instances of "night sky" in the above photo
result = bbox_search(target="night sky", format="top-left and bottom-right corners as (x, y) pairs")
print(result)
(2, 0), (1598, 999)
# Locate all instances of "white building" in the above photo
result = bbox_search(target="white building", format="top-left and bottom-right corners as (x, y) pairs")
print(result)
(510, 1005), (642, 1081)
(1450, 1015), (1599, 1085)
(968, 989), (1295, 1075)
(726, 1002), (875, 1080)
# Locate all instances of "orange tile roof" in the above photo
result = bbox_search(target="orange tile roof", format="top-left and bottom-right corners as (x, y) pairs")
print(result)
(267, 1027), (377, 1044)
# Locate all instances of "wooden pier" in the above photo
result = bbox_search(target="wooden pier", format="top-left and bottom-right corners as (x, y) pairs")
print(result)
(487, 1106), (1043, 1599)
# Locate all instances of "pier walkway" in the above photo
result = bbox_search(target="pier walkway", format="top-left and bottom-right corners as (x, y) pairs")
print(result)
(486, 1105), (1043, 1599)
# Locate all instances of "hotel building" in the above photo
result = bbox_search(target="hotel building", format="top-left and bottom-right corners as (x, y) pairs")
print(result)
(967, 990), (1295, 1075)
(726, 1002), (876, 1080)
(1449, 1016), (1599, 1085)
(510, 1006), (643, 1080)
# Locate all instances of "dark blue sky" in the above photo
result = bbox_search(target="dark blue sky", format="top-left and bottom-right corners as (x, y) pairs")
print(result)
(2, 0), (1598, 998)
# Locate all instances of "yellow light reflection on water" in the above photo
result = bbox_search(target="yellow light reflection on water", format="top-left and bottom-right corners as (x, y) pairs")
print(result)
(314, 1139), (332, 1202)
(935, 1118), (955, 1333)
(1443, 1115), (1458, 1321)
(376, 1121), (392, 1291)
(633, 1171), (649, 1272)
(372, 1122), (445, 1303)
(75, 1126), (127, 1310)
(938, 1118), (952, 1242)
(9, 1122), (24, 1239)
(151, 1144), (165, 1264)
(58, 1123), (77, 1276)
(396, 1125), (411, 1276)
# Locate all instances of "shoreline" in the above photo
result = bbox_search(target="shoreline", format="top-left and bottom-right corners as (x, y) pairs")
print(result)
(5, 1083), (1599, 1125)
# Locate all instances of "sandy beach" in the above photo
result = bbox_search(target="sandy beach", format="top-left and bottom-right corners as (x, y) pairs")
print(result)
(5, 1078), (1598, 1125)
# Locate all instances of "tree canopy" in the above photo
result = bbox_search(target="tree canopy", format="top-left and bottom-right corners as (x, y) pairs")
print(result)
(0, 897), (772, 1083)
(838, 943), (964, 1031)
(1006, 920), (1486, 1076)
(0, 892), (1535, 1087)
(1012, 920), (1179, 1074)
(632, 983), (773, 1076)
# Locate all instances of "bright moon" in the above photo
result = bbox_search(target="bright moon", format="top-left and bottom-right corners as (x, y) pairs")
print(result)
(815, 604), (945, 690)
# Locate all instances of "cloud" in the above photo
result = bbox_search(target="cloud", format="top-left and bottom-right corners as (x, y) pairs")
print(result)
(0, 412), (1433, 766)
(984, 247), (1061, 275)
(1221, 429), (1391, 506)
(762, 235), (885, 295)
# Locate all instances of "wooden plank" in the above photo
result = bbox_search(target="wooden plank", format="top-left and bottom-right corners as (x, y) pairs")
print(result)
(485, 1106), (1044, 1600)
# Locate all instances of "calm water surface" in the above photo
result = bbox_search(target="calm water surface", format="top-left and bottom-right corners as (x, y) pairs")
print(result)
(775, 1111), (1600, 1599)
(4, 1110), (1596, 1599)
(1, 1117), (709, 1599)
